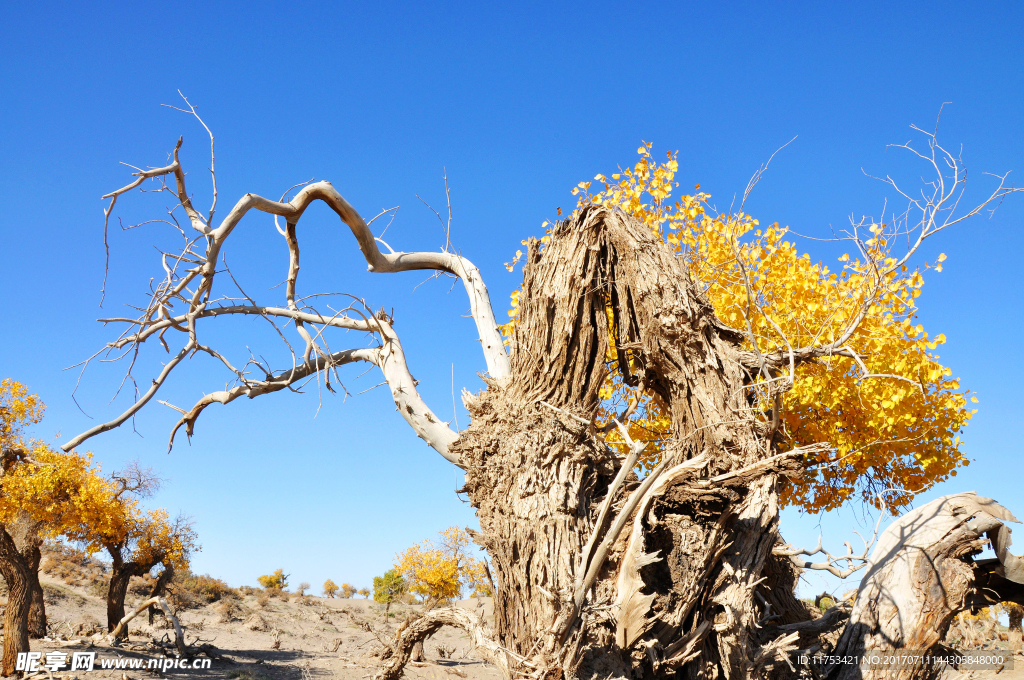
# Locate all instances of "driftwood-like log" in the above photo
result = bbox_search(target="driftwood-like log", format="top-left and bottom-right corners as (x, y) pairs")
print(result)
(373, 608), (511, 680)
(827, 492), (1023, 680)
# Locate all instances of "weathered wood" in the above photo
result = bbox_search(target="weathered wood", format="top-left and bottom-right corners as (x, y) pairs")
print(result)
(828, 493), (1022, 680)
(454, 207), (786, 679)
(107, 596), (186, 657)
(373, 608), (511, 680)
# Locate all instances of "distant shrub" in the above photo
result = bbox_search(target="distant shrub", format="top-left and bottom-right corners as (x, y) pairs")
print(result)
(341, 583), (357, 599)
(256, 591), (270, 608)
(217, 598), (245, 623)
(257, 569), (289, 591)
(169, 571), (238, 610)
(43, 583), (86, 607)
(323, 579), (339, 598)
(263, 586), (289, 601)
(357, 587), (370, 599)
(296, 582), (310, 596)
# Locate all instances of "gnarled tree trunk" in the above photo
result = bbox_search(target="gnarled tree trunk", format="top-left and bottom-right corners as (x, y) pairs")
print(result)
(1007, 603), (1023, 652)
(63, 140), (1024, 680)
(452, 208), (801, 679)
(148, 562), (173, 624)
(105, 549), (154, 637)
(0, 526), (32, 676)
(10, 514), (46, 638)
(443, 208), (1023, 680)
(23, 544), (44, 639)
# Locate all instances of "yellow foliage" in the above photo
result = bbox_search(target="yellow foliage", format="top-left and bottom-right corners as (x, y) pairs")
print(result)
(395, 526), (489, 602)
(0, 442), (123, 549)
(0, 380), (198, 571)
(0, 378), (44, 458)
(257, 568), (289, 590)
(503, 146), (974, 512)
(323, 579), (339, 597)
(127, 507), (197, 573)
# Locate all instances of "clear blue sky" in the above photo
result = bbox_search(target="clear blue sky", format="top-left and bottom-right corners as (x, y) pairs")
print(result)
(1, 2), (1021, 596)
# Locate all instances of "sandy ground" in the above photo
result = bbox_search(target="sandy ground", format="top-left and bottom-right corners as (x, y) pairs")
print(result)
(23, 574), (1024, 680)
(31, 574), (502, 680)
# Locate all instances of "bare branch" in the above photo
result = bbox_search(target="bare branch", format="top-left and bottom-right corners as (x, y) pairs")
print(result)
(73, 137), (511, 464)
(63, 341), (194, 450)
(774, 495), (888, 579)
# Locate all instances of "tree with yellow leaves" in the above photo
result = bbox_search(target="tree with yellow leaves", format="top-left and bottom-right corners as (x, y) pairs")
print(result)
(0, 440), (122, 638)
(0, 381), (200, 650)
(68, 110), (1024, 680)
(96, 470), (198, 636)
(0, 378), (45, 674)
(323, 578), (339, 598)
(257, 568), (289, 590)
(395, 527), (489, 606)
(373, 569), (406, 617)
(0, 380), (140, 672)
(505, 142), (977, 514)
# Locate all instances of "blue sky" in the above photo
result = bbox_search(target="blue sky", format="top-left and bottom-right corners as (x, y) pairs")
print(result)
(1, 2), (1022, 596)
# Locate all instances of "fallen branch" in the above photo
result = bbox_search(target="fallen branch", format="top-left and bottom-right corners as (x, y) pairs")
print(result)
(777, 603), (851, 637)
(828, 492), (1023, 680)
(107, 596), (186, 657)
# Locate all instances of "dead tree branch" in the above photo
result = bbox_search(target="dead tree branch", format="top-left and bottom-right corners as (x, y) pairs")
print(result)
(107, 596), (186, 657)
(67, 133), (511, 465)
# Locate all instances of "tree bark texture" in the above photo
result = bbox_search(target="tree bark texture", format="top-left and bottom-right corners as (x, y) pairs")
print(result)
(454, 208), (795, 679)
(23, 544), (44, 639)
(9, 514), (46, 638)
(0, 526), (31, 677)
(105, 550), (155, 637)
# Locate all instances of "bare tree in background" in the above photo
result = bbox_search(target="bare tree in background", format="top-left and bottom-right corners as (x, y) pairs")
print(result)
(64, 98), (1024, 680)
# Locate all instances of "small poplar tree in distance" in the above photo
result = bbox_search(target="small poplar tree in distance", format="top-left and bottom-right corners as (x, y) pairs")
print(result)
(257, 569), (289, 591)
(323, 579), (339, 598)
(373, 569), (406, 617)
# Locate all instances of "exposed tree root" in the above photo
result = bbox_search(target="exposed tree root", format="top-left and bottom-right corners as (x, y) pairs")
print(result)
(373, 608), (512, 680)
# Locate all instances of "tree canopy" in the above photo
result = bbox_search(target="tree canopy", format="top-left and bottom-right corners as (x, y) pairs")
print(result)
(395, 526), (490, 602)
(503, 144), (975, 512)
